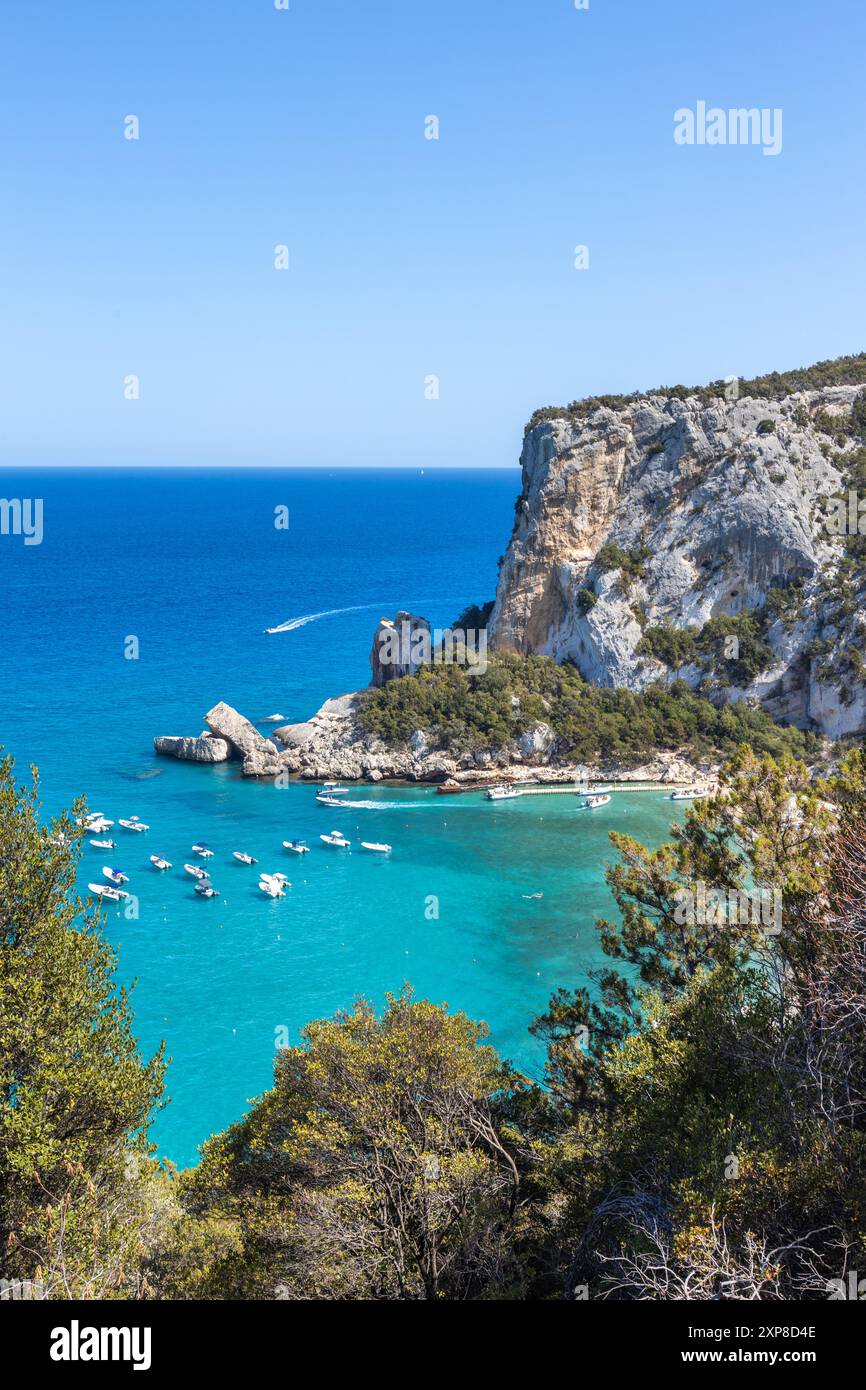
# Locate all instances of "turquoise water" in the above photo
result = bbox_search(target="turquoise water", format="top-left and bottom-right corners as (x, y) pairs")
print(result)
(0, 469), (683, 1165)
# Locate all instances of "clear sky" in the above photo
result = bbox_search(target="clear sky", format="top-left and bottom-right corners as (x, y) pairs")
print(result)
(1, 0), (863, 468)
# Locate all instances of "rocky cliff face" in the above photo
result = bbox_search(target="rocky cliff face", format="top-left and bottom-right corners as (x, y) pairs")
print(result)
(489, 383), (866, 737)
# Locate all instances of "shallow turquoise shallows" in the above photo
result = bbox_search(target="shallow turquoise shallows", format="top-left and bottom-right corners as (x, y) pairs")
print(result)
(0, 468), (684, 1166)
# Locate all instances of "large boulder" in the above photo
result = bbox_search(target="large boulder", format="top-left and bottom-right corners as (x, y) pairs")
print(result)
(370, 612), (431, 687)
(154, 733), (230, 763)
(204, 701), (282, 776)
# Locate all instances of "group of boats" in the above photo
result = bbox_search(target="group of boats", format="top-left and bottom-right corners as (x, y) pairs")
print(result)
(485, 784), (611, 809)
(486, 782), (712, 805)
(79, 788), (393, 909)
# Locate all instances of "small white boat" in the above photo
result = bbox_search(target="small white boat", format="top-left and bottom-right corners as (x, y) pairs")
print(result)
(282, 839), (310, 854)
(232, 851), (258, 865)
(88, 882), (123, 902)
(89, 838), (116, 850)
(486, 785), (522, 801)
(79, 813), (114, 832)
(258, 878), (285, 898)
(583, 794), (611, 809)
(316, 794), (347, 806)
(670, 788), (708, 801)
(192, 844), (214, 858)
(322, 782), (349, 793)
(119, 818), (150, 833)
(195, 882), (220, 898)
(102, 866), (129, 885)
(320, 831), (350, 847)
(184, 863), (209, 880)
(361, 842), (392, 854)
(150, 854), (172, 870)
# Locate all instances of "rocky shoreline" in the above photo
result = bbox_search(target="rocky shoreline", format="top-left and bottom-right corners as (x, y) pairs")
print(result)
(154, 690), (712, 789)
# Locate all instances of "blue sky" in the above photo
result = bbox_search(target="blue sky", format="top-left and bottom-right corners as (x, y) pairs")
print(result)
(1, 0), (863, 468)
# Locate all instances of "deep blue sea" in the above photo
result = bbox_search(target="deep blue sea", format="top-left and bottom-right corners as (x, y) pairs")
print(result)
(0, 468), (683, 1166)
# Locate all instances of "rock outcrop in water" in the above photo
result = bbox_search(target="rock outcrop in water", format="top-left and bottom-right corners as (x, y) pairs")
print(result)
(153, 733), (230, 763)
(204, 701), (282, 776)
(489, 374), (866, 737)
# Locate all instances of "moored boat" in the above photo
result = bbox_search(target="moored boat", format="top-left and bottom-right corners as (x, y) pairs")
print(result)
(233, 851), (258, 865)
(195, 882), (219, 898)
(486, 785), (522, 801)
(282, 839), (310, 854)
(150, 854), (172, 870)
(184, 863), (209, 880)
(119, 817), (149, 832)
(361, 841), (391, 853)
(320, 831), (350, 847)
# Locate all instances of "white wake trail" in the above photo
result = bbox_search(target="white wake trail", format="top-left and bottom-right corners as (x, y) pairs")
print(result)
(264, 603), (382, 635)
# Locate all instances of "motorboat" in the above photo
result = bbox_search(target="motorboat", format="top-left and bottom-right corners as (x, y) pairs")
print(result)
(119, 818), (149, 833)
(184, 863), (210, 880)
(88, 882), (123, 902)
(282, 839), (310, 855)
(232, 851), (258, 865)
(149, 855), (172, 871)
(195, 883), (219, 898)
(192, 843), (214, 858)
(102, 866), (129, 885)
(89, 838), (116, 850)
(361, 842), (391, 853)
(316, 794), (347, 806)
(670, 788), (708, 801)
(582, 794), (611, 809)
(320, 831), (350, 847)
(322, 782), (349, 794)
(486, 785), (522, 801)
(258, 877), (285, 898)
(79, 813), (114, 832)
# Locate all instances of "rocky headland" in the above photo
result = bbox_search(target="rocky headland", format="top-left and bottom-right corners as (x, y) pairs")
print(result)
(155, 355), (866, 783)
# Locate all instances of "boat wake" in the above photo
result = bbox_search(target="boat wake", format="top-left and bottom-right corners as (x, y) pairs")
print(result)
(264, 603), (383, 635)
(327, 798), (429, 811)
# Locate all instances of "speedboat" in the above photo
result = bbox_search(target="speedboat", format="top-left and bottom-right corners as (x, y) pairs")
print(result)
(89, 838), (116, 850)
(192, 843), (214, 858)
(320, 831), (350, 847)
(322, 782), (349, 794)
(195, 882), (219, 898)
(102, 866), (129, 885)
(79, 813), (114, 832)
(316, 794), (347, 806)
(232, 851), (258, 865)
(119, 818), (149, 833)
(361, 842), (391, 853)
(184, 863), (209, 880)
(283, 839), (310, 855)
(670, 788), (708, 801)
(150, 855), (172, 871)
(486, 785), (522, 801)
(582, 794), (611, 809)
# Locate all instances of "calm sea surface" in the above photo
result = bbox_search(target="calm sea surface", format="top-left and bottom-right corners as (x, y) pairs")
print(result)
(0, 468), (683, 1165)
